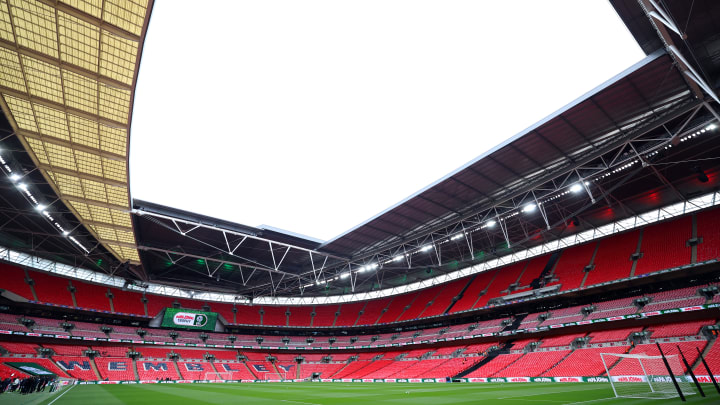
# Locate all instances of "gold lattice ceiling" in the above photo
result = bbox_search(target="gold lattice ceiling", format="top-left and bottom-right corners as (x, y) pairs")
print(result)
(0, 0), (153, 263)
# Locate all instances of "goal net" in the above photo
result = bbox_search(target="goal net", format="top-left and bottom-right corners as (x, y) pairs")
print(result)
(50, 378), (77, 392)
(600, 352), (695, 399)
(262, 372), (287, 381)
(202, 371), (239, 381)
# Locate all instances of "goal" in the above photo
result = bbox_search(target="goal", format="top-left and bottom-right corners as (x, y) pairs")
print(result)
(201, 371), (240, 381)
(51, 378), (77, 392)
(262, 372), (287, 381)
(600, 352), (695, 399)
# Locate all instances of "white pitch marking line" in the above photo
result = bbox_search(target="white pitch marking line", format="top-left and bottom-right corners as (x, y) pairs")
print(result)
(498, 390), (574, 399)
(48, 383), (76, 405)
(564, 397), (616, 405)
(281, 399), (321, 405)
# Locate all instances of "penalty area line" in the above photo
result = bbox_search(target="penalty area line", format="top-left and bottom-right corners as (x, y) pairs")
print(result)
(564, 397), (617, 405)
(48, 384), (77, 405)
(281, 399), (322, 405)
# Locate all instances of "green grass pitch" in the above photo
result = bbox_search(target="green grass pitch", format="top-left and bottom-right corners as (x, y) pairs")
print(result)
(1, 382), (719, 405)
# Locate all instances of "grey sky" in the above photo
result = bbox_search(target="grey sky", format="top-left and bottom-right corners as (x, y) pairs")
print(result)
(129, 0), (644, 241)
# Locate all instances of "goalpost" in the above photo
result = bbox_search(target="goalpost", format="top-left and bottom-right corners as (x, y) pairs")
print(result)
(262, 372), (287, 381)
(54, 378), (77, 391)
(601, 352), (695, 399)
(201, 371), (239, 381)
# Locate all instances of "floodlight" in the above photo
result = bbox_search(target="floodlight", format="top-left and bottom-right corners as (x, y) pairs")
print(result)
(522, 203), (536, 213)
(486, 220), (496, 228)
(570, 183), (583, 193)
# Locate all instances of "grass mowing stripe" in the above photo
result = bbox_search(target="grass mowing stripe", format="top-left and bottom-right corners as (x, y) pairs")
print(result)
(28, 382), (720, 404)
(498, 387), (611, 399)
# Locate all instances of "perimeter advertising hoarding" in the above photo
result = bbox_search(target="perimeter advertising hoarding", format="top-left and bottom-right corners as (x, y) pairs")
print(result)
(161, 308), (218, 331)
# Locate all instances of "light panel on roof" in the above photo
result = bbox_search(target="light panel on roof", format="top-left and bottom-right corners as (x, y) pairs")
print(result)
(0, 0), (152, 263)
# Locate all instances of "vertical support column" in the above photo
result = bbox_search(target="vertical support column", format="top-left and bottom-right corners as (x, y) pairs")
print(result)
(691, 214), (698, 264)
(629, 229), (644, 277)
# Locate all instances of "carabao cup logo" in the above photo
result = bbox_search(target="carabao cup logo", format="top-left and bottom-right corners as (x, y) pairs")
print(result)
(173, 312), (208, 327)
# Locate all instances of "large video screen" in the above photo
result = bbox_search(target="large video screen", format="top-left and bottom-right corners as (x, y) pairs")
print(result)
(160, 308), (218, 331)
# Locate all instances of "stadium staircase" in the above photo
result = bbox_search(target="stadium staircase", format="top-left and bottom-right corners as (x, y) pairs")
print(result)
(530, 251), (561, 289)
(243, 361), (259, 379)
(89, 357), (102, 380)
(692, 338), (716, 372)
(208, 361), (221, 379)
(328, 361), (351, 378)
(443, 274), (477, 314)
(454, 342), (511, 378)
(132, 359), (139, 380)
(602, 346), (635, 375)
(172, 359), (182, 379)
(537, 349), (575, 376)
(578, 242), (601, 289)
(501, 314), (527, 332)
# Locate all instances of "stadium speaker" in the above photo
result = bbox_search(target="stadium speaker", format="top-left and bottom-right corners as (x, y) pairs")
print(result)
(571, 216), (580, 226)
(693, 166), (709, 183)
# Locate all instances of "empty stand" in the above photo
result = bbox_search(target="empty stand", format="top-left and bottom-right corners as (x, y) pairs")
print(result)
(107, 288), (146, 316)
(356, 298), (390, 325)
(587, 327), (638, 343)
(288, 306), (313, 327)
(54, 356), (97, 380)
(0, 342), (38, 354)
(464, 353), (524, 378)
(1, 263), (33, 300)
(235, 304), (262, 325)
(73, 281), (111, 311)
(697, 207), (720, 262)
(634, 216), (692, 275)
(549, 242), (597, 291)
(421, 278), (468, 317)
(312, 304), (339, 327)
(210, 302), (236, 324)
(262, 306), (287, 326)
(449, 271), (496, 313)
(145, 294), (176, 317)
(539, 333), (586, 348)
(95, 357), (135, 380)
(479, 262), (526, 306)
(646, 320), (713, 338)
(44, 344), (89, 356)
(378, 293), (417, 324)
(544, 346), (629, 377)
(137, 360), (180, 380)
(514, 255), (550, 290)
(28, 270), (73, 306)
(584, 230), (640, 286)
(494, 350), (571, 377)
(178, 361), (214, 380)
(398, 288), (440, 321)
(335, 302), (364, 326)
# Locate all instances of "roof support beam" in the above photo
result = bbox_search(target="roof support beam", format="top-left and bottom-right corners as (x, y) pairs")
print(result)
(637, 0), (706, 101)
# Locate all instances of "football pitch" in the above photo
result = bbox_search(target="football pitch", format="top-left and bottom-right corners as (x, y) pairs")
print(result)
(1, 382), (718, 405)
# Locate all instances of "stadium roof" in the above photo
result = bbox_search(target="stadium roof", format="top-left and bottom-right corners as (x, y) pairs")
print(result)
(0, 0), (153, 264)
(1, 0), (720, 300)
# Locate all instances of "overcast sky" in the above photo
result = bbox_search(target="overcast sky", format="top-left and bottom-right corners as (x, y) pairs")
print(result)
(129, 0), (644, 242)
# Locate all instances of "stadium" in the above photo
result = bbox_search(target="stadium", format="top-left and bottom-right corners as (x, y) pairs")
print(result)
(0, 0), (720, 404)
